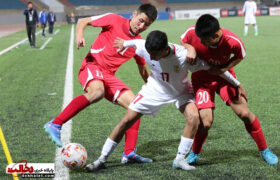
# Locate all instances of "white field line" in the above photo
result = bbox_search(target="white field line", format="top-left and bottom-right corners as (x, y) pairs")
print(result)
(54, 29), (60, 35)
(0, 30), (42, 56)
(54, 25), (74, 180)
(40, 37), (53, 50)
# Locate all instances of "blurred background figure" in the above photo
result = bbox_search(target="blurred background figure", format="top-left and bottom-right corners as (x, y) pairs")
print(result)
(23, 1), (38, 47)
(70, 12), (76, 24)
(39, 7), (48, 37)
(242, 0), (258, 36)
(47, 9), (56, 34)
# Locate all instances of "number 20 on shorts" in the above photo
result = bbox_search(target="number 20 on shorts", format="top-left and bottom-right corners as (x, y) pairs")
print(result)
(197, 91), (209, 105)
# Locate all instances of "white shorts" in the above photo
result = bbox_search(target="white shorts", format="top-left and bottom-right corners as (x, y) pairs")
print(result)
(244, 15), (256, 24)
(128, 83), (195, 117)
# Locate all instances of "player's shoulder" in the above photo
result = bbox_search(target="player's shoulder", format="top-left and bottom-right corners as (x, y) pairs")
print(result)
(181, 25), (196, 38)
(170, 43), (187, 60)
(222, 29), (243, 43)
(221, 29), (245, 50)
(91, 13), (123, 21)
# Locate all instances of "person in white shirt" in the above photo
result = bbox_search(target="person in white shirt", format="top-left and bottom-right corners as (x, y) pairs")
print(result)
(85, 30), (245, 172)
(242, 0), (258, 36)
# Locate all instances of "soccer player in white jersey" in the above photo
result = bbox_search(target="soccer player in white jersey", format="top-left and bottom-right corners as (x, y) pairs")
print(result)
(242, 0), (258, 36)
(85, 30), (244, 172)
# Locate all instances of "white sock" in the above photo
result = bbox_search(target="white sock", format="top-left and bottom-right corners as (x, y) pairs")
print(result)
(98, 138), (118, 163)
(254, 25), (258, 33)
(176, 136), (194, 160)
(244, 25), (248, 34)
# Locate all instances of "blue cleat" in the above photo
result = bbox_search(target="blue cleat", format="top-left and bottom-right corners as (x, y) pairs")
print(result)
(121, 149), (153, 164)
(186, 151), (200, 164)
(44, 120), (62, 147)
(260, 148), (278, 165)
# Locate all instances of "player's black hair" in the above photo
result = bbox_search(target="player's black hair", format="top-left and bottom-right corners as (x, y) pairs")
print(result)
(27, 1), (33, 5)
(137, 4), (158, 22)
(145, 30), (168, 51)
(195, 14), (220, 38)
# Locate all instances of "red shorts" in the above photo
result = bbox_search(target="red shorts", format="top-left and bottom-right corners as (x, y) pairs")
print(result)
(192, 71), (238, 109)
(78, 58), (130, 103)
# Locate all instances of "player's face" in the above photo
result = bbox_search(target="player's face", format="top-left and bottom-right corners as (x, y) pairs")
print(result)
(148, 49), (168, 61)
(199, 31), (221, 47)
(130, 12), (153, 35)
(199, 36), (218, 47)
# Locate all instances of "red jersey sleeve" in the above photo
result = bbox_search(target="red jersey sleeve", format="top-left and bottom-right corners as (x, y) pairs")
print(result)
(180, 25), (196, 43)
(134, 55), (146, 65)
(91, 13), (119, 29)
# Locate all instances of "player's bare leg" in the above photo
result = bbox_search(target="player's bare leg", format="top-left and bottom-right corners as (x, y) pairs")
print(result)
(231, 97), (278, 165)
(173, 102), (198, 171)
(186, 108), (214, 164)
(117, 90), (153, 163)
(44, 80), (104, 147)
(86, 109), (143, 172)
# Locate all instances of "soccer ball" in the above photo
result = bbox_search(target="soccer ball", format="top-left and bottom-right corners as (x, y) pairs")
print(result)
(61, 143), (87, 169)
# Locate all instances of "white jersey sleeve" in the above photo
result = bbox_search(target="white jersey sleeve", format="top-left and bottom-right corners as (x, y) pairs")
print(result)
(219, 71), (240, 87)
(123, 39), (147, 57)
(187, 59), (210, 73)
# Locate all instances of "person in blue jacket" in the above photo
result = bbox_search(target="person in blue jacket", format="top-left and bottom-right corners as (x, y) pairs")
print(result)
(39, 7), (48, 37)
(47, 9), (56, 34)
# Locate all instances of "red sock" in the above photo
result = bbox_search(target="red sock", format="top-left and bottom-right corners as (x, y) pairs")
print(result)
(192, 131), (208, 154)
(244, 117), (267, 151)
(124, 118), (140, 155)
(52, 95), (90, 125)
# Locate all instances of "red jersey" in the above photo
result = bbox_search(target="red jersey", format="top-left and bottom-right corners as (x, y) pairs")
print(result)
(84, 13), (145, 74)
(180, 25), (246, 75)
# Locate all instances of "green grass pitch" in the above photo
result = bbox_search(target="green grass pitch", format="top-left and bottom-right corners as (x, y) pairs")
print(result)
(0, 16), (279, 179)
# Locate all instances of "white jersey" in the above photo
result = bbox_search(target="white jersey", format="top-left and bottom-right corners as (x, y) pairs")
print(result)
(124, 39), (240, 116)
(243, 1), (257, 24)
(124, 39), (209, 98)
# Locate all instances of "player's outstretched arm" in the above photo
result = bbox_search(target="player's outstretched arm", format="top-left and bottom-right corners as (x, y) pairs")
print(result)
(137, 64), (150, 83)
(210, 56), (243, 74)
(76, 17), (92, 49)
(113, 37), (126, 52)
(180, 41), (197, 65)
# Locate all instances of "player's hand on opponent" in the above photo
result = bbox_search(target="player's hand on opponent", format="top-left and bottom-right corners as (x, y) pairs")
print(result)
(236, 84), (248, 101)
(76, 36), (86, 50)
(113, 37), (125, 52)
(186, 45), (197, 65)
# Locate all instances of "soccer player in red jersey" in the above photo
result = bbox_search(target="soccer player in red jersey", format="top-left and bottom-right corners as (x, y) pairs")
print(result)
(180, 14), (278, 165)
(44, 4), (158, 163)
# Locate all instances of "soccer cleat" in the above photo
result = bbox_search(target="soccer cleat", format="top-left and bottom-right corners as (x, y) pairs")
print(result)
(85, 160), (106, 172)
(260, 148), (278, 165)
(243, 33), (248, 37)
(173, 158), (196, 171)
(186, 151), (200, 164)
(255, 32), (259, 36)
(44, 120), (62, 147)
(121, 150), (153, 164)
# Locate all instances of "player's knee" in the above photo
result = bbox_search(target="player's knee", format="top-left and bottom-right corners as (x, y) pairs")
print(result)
(202, 122), (212, 130)
(86, 87), (104, 103)
(236, 109), (251, 120)
(187, 112), (199, 128)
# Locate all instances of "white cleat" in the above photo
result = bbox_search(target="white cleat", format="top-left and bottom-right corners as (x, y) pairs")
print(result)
(173, 158), (196, 171)
(85, 159), (105, 172)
